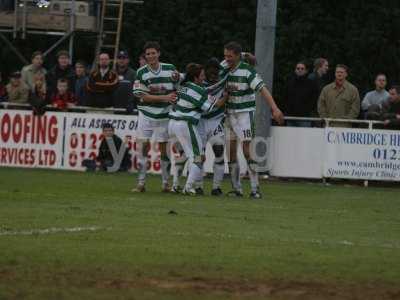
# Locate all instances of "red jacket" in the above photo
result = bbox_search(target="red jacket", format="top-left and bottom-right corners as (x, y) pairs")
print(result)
(51, 91), (76, 110)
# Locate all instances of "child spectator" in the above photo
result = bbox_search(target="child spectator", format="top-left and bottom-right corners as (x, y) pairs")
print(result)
(6, 71), (29, 103)
(50, 78), (76, 110)
(29, 73), (47, 115)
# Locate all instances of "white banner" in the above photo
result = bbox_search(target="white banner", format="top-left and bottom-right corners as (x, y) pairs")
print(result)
(324, 127), (400, 181)
(0, 110), (64, 169)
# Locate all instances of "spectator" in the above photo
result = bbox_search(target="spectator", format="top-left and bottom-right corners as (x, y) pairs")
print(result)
(138, 53), (146, 68)
(283, 62), (319, 127)
(6, 71), (29, 104)
(21, 51), (47, 92)
(308, 58), (329, 94)
(83, 123), (131, 172)
(28, 73), (47, 115)
(362, 74), (390, 119)
(382, 86), (400, 129)
(87, 53), (118, 108)
(0, 72), (6, 102)
(113, 50), (136, 109)
(318, 64), (360, 127)
(74, 60), (89, 106)
(46, 50), (75, 96)
(50, 78), (76, 110)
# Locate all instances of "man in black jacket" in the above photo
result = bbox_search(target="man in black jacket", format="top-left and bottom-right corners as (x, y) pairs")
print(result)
(283, 62), (319, 127)
(96, 123), (132, 171)
(46, 50), (75, 97)
(382, 86), (400, 129)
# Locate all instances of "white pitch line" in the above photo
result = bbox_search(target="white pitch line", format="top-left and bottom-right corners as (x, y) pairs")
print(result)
(0, 226), (108, 236)
(168, 231), (400, 250)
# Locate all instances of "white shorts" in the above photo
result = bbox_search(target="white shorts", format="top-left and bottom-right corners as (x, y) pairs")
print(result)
(136, 111), (169, 142)
(226, 111), (255, 141)
(198, 115), (225, 150)
(168, 120), (203, 161)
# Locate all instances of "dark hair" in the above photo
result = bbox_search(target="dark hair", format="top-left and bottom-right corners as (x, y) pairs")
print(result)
(75, 60), (87, 68)
(57, 78), (68, 84)
(56, 50), (70, 58)
(389, 85), (400, 94)
(313, 58), (327, 72)
(224, 41), (242, 55)
(102, 122), (114, 130)
(336, 64), (349, 73)
(184, 63), (203, 83)
(143, 41), (161, 52)
(205, 57), (220, 71)
(31, 51), (43, 60)
(296, 61), (308, 69)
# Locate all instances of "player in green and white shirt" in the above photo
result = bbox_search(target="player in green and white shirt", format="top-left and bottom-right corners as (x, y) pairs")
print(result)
(195, 58), (229, 196)
(132, 41), (180, 192)
(169, 63), (224, 195)
(223, 41), (284, 199)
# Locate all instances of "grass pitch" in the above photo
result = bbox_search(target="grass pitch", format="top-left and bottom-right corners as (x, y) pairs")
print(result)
(0, 168), (399, 300)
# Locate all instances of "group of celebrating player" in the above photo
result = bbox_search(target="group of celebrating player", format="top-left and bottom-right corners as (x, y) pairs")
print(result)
(132, 41), (284, 199)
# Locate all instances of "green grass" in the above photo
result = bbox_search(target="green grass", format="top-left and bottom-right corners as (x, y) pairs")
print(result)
(0, 168), (399, 299)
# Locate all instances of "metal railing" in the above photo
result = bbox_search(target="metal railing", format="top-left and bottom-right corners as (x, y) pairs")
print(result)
(0, 102), (138, 114)
(284, 116), (385, 129)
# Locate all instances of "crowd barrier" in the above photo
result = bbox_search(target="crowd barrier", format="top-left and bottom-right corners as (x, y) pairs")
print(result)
(1, 105), (399, 183)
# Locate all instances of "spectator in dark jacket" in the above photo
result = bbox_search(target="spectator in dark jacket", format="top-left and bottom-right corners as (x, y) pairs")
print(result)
(97, 123), (131, 171)
(382, 85), (400, 129)
(0, 72), (6, 102)
(113, 50), (136, 110)
(283, 62), (319, 127)
(87, 53), (118, 108)
(74, 60), (89, 106)
(308, 58), (329, 95)
(46, 50), (75, 96)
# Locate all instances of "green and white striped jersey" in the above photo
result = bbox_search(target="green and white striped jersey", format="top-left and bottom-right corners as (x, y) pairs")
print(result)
(133, 63), (178, 120)
(225, 61), (265, 113)
(202, 78), (226, 119)
(170, 82), (212, 125)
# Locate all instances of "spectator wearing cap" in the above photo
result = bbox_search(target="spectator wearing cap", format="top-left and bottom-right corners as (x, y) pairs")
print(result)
(21, 51), (47, 92)
(87, 53), (118, 108)
(6, 72), (29, 104)
(74, 60), (89, 106)
(113, 50), (137, 109)
(46, 50), (75, 97)
(0, 72), (6, 102)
